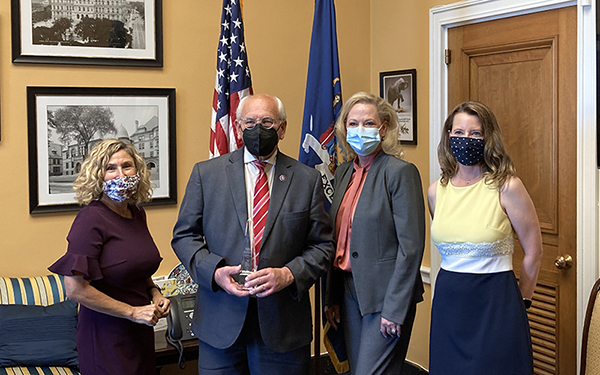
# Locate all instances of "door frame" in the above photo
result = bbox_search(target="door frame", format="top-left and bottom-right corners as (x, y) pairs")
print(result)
(429, 0), (597, 369)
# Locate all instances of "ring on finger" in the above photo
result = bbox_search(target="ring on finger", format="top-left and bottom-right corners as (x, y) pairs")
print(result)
(391, 329), (397, 334)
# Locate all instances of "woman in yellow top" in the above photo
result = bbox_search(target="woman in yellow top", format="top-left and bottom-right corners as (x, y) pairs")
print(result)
(428, 101), (543, 375)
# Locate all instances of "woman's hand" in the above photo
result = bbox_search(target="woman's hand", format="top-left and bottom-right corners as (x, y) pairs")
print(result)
(324, 305), (341, 331)
(65, 273), (170, 326)
(152, 293), (171, 319)
(147, 283), (171, 318)
(380, 317), (401, 338)
(131, 283), (172, 326)
(131, 304), (164, 326)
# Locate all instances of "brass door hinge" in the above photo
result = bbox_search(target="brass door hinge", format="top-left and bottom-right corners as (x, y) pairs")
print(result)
(445, 49), (451, 65)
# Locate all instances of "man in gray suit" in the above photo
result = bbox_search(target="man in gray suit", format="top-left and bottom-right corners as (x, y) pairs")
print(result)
(172, 93), (334, 375)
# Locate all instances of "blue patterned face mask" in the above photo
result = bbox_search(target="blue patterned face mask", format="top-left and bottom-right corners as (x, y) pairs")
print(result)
(346, 126), (381, 156)
(102, 174), (140, 202)
(450, 136), (484, 166)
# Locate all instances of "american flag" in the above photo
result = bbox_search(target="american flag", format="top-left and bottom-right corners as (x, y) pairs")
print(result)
(210, 0), (253, 158)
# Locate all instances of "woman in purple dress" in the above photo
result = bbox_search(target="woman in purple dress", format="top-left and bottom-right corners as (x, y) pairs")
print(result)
(49, 139), (170, 375)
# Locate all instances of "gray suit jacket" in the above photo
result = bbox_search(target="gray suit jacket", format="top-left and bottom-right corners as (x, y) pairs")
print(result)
(325, 152), (425, 325)
(172, 148), (334, 352)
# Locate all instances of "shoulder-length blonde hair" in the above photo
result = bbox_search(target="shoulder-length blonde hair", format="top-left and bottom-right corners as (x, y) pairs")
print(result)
(73, 139), (153, 205)
(438, 101), (516, 189)
(335, 92), (404, 160)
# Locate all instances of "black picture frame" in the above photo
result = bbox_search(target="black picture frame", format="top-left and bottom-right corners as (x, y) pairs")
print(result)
(27, 87), (176, 214)
(379, 69), (417, 145)
(12, 0), (163, 67)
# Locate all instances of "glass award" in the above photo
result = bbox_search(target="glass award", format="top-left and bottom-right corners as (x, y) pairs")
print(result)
(238, 219), (255, 285)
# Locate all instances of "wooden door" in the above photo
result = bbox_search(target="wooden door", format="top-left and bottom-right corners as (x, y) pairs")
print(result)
(447, 7), (577, 375)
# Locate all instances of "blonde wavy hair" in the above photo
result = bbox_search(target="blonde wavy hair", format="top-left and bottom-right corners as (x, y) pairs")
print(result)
(438, 101), (516, 189)
(73, 139), (153, 205)
(335, 92), (404, 160)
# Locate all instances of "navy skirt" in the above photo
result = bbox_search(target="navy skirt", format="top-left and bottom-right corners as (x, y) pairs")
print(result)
(429, 269), (533, 375)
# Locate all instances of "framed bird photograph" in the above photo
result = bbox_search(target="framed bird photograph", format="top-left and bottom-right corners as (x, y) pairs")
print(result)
(379, 69), (417, 145)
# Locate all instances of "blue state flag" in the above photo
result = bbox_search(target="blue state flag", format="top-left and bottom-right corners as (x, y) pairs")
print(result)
(299, 0), (342, 207)
(299, 1), (348, 374)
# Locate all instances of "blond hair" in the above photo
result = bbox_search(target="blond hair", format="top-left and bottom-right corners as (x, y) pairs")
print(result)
(335, 92), (404, 160)
(437, 101), (516, 189)
(73, 139), (152, 205)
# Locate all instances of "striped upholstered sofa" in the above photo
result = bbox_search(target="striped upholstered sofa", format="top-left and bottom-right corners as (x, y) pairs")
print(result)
(0, 275), (80, 375)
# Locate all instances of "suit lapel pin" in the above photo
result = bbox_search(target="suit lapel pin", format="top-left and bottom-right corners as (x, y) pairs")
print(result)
(279, 174), (287, 182)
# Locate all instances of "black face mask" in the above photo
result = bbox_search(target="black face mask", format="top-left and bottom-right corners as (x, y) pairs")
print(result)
(243, 125), (279, 157)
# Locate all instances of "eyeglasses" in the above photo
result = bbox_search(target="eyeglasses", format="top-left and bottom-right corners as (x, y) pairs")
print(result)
(346, 120), (381, 128)
(240, 116), (280, 129)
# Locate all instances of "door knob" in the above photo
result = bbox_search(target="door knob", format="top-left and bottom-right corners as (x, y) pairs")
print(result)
(554, 254), (573, 270)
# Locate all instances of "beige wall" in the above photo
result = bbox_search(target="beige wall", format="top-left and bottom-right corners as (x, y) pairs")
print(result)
(0, 0), (456, 369)
(0, 0), (369, 277)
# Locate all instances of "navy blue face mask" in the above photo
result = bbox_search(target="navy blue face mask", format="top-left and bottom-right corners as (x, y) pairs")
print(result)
(450, 136), (484, 166)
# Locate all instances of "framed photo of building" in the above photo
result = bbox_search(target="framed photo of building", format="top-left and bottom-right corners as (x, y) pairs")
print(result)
(12, 0), (163, 66)
(27, 87), (176, 214)
(379, 69), (417, 145)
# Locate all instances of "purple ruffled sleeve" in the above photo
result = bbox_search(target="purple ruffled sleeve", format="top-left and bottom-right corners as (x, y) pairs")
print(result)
(49, 252), (103, 280)
(48, 204), (105, 281)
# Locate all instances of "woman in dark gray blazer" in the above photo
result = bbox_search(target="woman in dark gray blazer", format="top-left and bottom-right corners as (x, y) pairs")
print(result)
(324, 92), (426, 375)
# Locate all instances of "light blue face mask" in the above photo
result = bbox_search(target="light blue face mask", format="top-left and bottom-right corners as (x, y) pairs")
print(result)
(346, 126), (381, 156)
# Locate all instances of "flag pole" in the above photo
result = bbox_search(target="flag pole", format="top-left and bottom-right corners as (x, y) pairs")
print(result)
(314, 278), (321, 375)
(299, 0), (345, 372)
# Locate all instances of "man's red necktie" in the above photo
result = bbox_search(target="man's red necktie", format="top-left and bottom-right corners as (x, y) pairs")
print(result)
(252, 161), (269, 270)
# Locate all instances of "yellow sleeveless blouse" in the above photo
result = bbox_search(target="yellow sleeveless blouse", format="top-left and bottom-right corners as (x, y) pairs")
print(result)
(431, 178), (514, 273)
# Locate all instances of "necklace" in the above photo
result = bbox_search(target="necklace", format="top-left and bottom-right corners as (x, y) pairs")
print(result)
(455, 171), (482, 185)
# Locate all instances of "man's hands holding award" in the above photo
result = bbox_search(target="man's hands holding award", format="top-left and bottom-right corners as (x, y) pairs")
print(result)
(213, 219), (294, 297)
(212, 261), (294, 298)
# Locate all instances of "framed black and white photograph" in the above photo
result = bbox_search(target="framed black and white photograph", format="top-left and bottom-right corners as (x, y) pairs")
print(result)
(27, 87), (176, 214)
(379, 69), (417, 145)
(12, 0), (163, 66)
